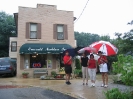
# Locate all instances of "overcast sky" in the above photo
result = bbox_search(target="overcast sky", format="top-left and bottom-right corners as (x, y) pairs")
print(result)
(0, 0), (133, 38)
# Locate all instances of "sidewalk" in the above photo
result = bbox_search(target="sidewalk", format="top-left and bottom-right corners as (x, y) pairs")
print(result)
(0, 75), (131, 99)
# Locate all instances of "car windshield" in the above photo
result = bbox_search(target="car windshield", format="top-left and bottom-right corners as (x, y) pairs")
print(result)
(0, 60), (10, 66)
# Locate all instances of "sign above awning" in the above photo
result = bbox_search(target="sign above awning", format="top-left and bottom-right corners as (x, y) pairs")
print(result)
(19, 43), (72, 54)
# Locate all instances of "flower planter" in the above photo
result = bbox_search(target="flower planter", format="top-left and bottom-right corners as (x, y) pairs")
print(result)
(22, 74), (28, 78)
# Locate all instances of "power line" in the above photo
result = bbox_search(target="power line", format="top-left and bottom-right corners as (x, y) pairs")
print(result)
(74, 0), (90, 24)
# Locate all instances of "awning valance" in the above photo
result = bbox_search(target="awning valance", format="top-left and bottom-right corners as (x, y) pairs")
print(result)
(19, 43), (72, 54)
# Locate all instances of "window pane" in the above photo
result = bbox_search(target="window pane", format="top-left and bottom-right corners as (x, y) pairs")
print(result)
(30, 31), (37, 38)
(11, 42), (17, 51)
(30, 24), (37, 31)
(57, 25), (63, 32)
(30, 54), (47, 68)
(12, 47), (16, 51)
(57, 32), (64, 40)
(12, 42), (16, 46)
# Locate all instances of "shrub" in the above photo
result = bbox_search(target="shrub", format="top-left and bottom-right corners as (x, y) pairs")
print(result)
(104, 88), (133, 99)
(22, 72), (29, 75)
(51, 71), (56, 76)
(112, 54), (133, 86)
(75, 58), (81, 69)
(74, 69), (81, 75)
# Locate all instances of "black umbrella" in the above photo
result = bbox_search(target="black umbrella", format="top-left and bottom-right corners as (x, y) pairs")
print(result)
(62, 48), (75, 57)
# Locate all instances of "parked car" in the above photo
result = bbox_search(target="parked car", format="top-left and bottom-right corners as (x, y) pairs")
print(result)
(0, 57), (16, 77)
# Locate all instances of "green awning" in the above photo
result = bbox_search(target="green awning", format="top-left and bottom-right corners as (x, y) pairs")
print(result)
(19, 43), (72, 54)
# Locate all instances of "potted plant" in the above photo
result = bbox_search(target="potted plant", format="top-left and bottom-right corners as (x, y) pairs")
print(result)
(22, 72), (29, 78)
(51, 71), (57, 78)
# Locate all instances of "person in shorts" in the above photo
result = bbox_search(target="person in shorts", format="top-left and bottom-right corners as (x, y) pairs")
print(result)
(98, 51), (108, 88)
(63, 51), (72, 85)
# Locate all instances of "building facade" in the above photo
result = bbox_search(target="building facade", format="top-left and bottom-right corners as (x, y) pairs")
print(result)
(9, 4), (76, 77)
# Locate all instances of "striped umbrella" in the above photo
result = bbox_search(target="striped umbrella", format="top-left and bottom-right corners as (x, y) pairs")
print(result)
(89, 41), (118, 56)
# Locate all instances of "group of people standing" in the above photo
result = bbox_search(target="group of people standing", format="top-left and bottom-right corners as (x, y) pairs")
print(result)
(80, 51), (108, 88)
(63, 51), (108, 88)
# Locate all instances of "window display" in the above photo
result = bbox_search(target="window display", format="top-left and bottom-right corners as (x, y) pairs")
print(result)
(30, 54), (46, 68)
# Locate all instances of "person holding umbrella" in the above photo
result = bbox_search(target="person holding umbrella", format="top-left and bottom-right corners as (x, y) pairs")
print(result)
(63, 51), (72, 85)
(88, 54), (97, 87)
(80, 52), (89, 85)
(90, 40), (118, 88)
(98, 51), (108, 88)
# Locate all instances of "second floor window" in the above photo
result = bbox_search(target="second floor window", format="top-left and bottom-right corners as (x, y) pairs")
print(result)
(11, 41), (17, 52)
(26, 22), (41, 39)
(57, 25), (64, 40)
(53, 24), (68, 40)
(30, 23), (37, 39)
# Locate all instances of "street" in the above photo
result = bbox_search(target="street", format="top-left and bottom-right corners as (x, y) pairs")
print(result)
(0, 87), (77, 99)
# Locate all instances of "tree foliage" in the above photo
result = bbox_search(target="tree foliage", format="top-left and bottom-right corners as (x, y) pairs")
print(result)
(114, 32), (133, 55)
(100, 35), (111, 41)
(0, 11), (16, 57)
(74, 31), (100, 47)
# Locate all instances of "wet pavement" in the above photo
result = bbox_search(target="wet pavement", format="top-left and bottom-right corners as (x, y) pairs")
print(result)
(0, 75), (132, 99)
(0, 87), (77, 99)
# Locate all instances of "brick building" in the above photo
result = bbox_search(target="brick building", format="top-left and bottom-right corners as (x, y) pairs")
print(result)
(9, 4), (76, 77)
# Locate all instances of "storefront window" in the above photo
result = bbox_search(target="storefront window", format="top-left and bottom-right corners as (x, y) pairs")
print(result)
(30, 54), (47, 68)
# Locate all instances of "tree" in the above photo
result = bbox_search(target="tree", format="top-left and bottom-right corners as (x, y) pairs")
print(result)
(127, 20), (133, 25)
(0, 11), (16, 57)
(100, 35), (111, 41)
(74, 31), (100, 47)
(114, 32), (133, 55)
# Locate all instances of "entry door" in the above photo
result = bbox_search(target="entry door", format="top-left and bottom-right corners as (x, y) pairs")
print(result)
(47, 54), (52, 68)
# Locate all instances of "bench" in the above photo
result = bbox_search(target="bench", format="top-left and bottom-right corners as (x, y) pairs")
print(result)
(33, 69), (48, 78)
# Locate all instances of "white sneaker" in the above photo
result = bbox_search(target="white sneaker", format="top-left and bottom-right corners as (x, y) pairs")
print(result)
(104, 85), (108, 88)
(91, 83), (93, 87)
(92, 83), (95, 87)
(101, 84), (104, 87)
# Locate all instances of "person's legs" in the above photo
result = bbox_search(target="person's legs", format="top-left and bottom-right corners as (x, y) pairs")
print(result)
(88, 68), (93, 86)
(92, 69), (96, 85)
(68, 74), (70, 81)
(104, 72), (108, 87)
(65, 66), (69, 84)
(66, 74), (68, 82)
(85, 67), (88, 84)
(67, 66), (72, 84)
(82, 66), (85, 84)
(101, 73), (105, 86)
(65, 66), (72, 85)
(67, 73), (71, 84)
(101, 63), (108, 87)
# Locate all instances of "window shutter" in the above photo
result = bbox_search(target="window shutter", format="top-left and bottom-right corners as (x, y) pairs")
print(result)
(20, 55), (24, 70)
(37, 23), (41, 39)
(26, 22), (30, 39)
(64, 25), (68, 40)
(53, 24), (57, 39)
